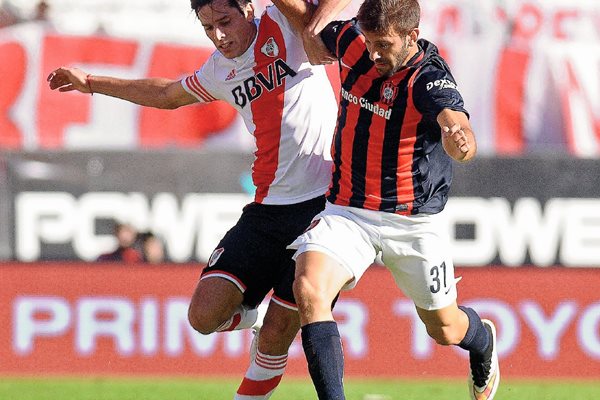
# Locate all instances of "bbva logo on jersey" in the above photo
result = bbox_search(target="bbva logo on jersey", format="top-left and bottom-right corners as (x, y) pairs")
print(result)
(231, 58), (297, 108)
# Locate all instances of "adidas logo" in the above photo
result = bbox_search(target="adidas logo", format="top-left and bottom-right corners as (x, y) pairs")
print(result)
(225, 69), (236, 81)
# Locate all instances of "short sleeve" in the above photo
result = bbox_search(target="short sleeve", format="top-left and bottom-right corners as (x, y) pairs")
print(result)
(320, 20), (348, 58)
(412, 66), (468, 119)
(180, 63), (218, 103)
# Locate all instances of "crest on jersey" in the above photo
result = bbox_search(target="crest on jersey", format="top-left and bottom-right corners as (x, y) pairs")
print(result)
(380, 80), (398, 106)
(208, 247), (225, 267)
(261, 37), (279, 58)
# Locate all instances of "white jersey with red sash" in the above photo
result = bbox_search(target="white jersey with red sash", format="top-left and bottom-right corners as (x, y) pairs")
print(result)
(182, 6), (337, 205)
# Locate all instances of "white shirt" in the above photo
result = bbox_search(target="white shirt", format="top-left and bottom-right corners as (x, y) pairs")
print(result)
(182, 6), (337, 205)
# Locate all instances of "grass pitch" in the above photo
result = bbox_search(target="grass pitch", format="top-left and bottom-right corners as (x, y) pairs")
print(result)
(0, 377), (599, 400)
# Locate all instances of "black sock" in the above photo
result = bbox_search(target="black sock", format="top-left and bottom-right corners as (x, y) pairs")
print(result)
(301, 321), (346, 400)
(458, 306), (490, 357)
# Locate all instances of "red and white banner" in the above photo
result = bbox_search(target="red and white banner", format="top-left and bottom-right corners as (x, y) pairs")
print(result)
(1, 263), (599, 378)
(1, 0), (599, 155)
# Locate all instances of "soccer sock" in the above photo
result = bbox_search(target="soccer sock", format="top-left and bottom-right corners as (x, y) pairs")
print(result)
(457, 306), (490, 357)
(234, 350), (287, 399)
(301, 321), (346, 400)
(215, 305), (258, 332)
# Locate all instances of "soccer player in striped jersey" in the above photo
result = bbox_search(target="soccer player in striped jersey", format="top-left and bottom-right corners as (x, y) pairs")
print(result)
(273, 0), (500, 399)
(47, 0), (349, 398)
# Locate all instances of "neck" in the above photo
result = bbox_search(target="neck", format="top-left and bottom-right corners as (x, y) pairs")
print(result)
(402, 45), (419, 66)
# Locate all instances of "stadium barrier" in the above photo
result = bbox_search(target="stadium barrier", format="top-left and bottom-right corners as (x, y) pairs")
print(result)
(1, 152), (599, 267)
(1, 263), (599, 378)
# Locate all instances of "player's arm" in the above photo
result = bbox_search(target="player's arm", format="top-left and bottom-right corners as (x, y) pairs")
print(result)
(272, 0), (351, 64)
(303, 0), (351, 64)
(47, 67), (198, 109)
(437, 108), (477, 162)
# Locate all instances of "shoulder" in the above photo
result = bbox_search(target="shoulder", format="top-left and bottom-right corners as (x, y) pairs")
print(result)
(412, 41), (457, 91)
(199, 49), (232, 81)
(261, 5), (292, 32)
(321, 18), (362, 59)
(322, 18), (358, 43)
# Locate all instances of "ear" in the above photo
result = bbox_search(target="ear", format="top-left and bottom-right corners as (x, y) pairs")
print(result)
(409, 28), (419, 45)
(244, 2), (255, 21)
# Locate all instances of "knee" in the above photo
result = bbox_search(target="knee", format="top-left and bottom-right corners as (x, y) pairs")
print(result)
(293, 275), (331, 312)
(426, 322), (464, 346)
(188, 303), (219, 335)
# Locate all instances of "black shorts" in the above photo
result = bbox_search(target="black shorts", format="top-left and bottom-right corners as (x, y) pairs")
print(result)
(200, 195), (326, 309)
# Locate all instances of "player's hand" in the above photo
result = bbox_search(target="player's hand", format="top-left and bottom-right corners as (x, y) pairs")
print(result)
(302, 30), (336, 65)
(47, 67), (91, 93)
(441, 123), (470, 161)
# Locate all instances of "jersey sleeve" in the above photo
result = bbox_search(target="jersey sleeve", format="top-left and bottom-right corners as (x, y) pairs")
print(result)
(321, 18), (372, 74)
(412, 65), (469, 120)
(320, 19), (350, 58)
(180, 62), (218, 103)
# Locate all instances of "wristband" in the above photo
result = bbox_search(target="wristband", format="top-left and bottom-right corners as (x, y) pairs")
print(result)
(86, 74), (94, 95)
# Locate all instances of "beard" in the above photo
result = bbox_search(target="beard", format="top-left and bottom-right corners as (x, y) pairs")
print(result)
(385, 39), (411, 77)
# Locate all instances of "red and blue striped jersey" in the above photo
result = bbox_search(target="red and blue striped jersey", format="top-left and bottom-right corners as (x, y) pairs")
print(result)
(321, 19), (469, 215)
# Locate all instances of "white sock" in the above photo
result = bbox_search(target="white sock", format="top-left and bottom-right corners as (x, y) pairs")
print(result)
(216, 305), (258, 332)
(234, 350), (288, 399)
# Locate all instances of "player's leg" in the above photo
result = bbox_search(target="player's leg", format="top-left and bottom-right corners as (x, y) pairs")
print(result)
(232, 196), (328, 399)
(416, 304), (499, 400)
(188, 204), (273, 335)
(235, 301), (299, 400)
(188, 277), (256, 334)
(382, 211), (499, 400)
(294, 251), (352, 400)
(289, 203), (378, 400)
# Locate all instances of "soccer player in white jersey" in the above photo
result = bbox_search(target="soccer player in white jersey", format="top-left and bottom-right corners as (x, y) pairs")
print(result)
(47, 0), (349, 398)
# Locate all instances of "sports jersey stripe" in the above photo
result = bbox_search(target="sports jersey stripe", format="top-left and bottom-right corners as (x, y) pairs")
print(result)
(335, 99), (356, 206)
(361, 80), (389, 210)
(185, 75), (214, 101)
(336, 76), (372, 205)
(192, 75), (217, 101)
(185, 75), (216, 102)
(329, 31), (376, 205)
(327, 106), (346, 202)
(251, 13), (286, 203)
(378, 71), (411, 212)
(337, 23), (360, 62)
(348, 80), (381, 208)
(395, 68), (423, 214)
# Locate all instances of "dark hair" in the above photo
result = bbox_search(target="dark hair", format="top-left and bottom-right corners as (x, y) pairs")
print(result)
(357, 0), (420, 35)
(190, 0), (252, 15)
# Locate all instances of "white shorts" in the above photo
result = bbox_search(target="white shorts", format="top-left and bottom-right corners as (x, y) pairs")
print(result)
(288, 202), (458, 310)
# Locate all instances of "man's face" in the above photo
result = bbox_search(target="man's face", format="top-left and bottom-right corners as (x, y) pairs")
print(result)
(197, 0), (256, 59)
(362, 28), (415, 77)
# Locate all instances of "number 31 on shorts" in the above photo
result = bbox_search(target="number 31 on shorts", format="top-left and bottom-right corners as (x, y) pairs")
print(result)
(429, 262), (448, 294)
